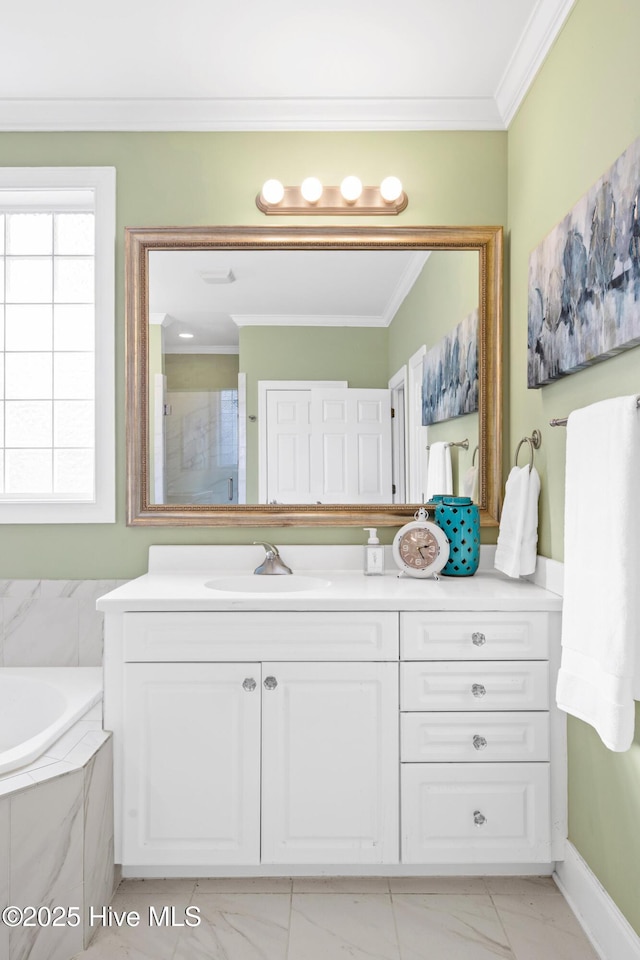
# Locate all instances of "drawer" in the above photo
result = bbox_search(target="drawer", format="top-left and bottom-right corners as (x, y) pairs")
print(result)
(401, 762), (551, 863)
(401, 612), (550, 660)
(124, 611), (399, 661)
(401, 711), (550, 762)
(401, 660), (549, 711)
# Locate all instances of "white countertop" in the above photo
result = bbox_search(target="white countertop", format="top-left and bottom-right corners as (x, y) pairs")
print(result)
(97, 546), (562, 613)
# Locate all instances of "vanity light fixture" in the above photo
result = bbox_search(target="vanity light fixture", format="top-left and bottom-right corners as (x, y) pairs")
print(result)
(256, 176), (407, 215)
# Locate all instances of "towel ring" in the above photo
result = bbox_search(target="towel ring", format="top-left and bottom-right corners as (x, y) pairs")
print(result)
(514, 429), (541, 472)
(472, 445), (479, 466)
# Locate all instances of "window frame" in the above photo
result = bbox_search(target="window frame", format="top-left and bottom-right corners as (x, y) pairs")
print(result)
(0, 166), (115, 523)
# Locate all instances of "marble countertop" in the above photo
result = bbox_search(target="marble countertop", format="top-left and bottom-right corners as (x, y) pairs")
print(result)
(97, 546), (562, 613)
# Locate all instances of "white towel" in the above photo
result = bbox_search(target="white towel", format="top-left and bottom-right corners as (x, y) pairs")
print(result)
(461, 465), (479, 500)
(494, 465), (540, 578)
(425, 442), (452, 501)
(556, 395), (640, 752)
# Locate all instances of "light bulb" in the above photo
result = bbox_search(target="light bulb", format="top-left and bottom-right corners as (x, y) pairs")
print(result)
(300, 177), (323, 203)
(340, 176), (363, 203)
(261, 179), (284, 205)
(380, 176), (403, 203)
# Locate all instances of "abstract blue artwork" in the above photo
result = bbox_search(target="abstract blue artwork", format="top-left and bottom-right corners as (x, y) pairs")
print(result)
(528, 135), (640, 387)
(421, 308), (478, 426)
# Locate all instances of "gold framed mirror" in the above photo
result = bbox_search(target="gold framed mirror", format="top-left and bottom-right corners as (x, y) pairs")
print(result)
(126, 225), (502, 527)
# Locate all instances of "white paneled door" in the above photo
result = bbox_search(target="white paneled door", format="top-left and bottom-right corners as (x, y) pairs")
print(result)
(265, 387), (392, 503)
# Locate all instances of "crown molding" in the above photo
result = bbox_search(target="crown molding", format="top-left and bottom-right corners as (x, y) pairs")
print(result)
(0, 96), (505, 132)
(231, 314), (388, 328)
(382, 252), (430, 325)
(495, 0), (576, 128)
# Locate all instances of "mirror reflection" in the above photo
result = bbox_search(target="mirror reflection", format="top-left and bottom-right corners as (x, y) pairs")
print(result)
(148, 248), (479, 507)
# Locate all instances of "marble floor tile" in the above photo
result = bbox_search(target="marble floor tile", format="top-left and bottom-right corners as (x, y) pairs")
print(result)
(76, 888), (196, 960)
(288, 892), (400, 960)
(173, 892), (291, 960)
(390, 876), (488, 894)
(492, 894), (600, 960)
(483, 875), (558, 895)
(293, 876), (390, 893)
(195, 877), (292, 893)
(392, 894), (515, 960)
(67, 878), (600, 960)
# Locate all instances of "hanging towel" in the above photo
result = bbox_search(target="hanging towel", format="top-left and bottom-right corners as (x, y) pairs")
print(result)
(556, 395), (640, 752)
(494, 463), (540, 577)
(461, 464), (479, 501)
(425, 442), (452, 501)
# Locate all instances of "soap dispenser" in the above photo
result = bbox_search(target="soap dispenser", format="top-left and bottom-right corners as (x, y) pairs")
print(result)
(363, 528), (385, 576)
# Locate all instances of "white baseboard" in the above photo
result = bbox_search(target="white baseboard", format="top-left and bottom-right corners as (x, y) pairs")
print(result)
(554, 842), (640, 960)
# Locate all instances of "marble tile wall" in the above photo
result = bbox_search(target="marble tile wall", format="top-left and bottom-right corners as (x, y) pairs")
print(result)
(0, 737), (115, 960)
(0, 580), (127, 668)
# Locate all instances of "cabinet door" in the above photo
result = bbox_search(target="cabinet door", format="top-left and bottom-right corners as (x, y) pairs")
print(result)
(123, 663), (260, 866)
(261, 661), (399, 865)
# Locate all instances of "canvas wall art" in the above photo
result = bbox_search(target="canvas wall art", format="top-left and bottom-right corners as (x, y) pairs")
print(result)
(528, 135), (640, 387)
(421, 308), (478, 425)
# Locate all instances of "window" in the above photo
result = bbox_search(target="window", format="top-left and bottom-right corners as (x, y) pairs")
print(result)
(0, 167), (115, 522)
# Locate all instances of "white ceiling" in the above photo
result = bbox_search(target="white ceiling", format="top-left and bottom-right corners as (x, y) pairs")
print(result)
(149, 249), (434, 350)
(0, 0), (575, 131)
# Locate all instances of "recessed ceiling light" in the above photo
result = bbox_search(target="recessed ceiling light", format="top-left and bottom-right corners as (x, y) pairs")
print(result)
(179, 332), (194, 339)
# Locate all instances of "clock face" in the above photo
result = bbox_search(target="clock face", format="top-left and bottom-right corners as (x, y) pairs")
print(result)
(399, 528), (441, 570)
(392, 516), (450, 578)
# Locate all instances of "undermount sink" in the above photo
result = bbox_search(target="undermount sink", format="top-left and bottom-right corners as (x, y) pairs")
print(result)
(204, 575), (332, 594)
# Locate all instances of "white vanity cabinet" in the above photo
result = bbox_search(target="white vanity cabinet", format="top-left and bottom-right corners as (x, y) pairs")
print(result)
(120, 612), (399, 868)
(99, 552), (565, 877)
(399, 611), (561, 864)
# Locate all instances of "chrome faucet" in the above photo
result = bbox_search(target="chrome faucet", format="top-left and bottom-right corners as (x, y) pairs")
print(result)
(252, 541), (293, 575)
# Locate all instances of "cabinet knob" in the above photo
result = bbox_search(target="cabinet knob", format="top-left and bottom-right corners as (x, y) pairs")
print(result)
(472, 734), (487, 750)
(471, 683), (486, 698)
(242, 678), (257, 692)
(472, 631), (486, 646)
(264, 676), (278, 690)
(473, 810), (487, 826)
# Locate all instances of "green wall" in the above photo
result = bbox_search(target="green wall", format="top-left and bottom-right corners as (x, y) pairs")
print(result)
(507, 0), (640, 934)
(165, 353), (239, 391)
(388, 251), (480, 492)
(0, 130), (507, 578)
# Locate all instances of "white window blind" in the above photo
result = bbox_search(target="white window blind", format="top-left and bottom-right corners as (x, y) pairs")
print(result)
(0, 168), (115, 523)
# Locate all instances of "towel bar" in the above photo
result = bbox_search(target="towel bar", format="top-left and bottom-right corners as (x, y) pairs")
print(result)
(550, 396), (640, 426)
(426, 438), (469, 450)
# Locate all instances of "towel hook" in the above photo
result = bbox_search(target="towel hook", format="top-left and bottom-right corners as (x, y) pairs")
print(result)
(514, 429), (541, 472)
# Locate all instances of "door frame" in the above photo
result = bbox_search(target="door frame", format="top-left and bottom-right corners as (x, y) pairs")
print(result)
(388, 365), (408, 504)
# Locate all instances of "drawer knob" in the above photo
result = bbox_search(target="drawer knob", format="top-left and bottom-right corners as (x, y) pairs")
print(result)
(472, 631), (486, 646)
(264, 676), (278, 690)
(473, 810), (487, 826)
(242, 678), (257, 692)
(472, 734), (487, 750)
(471, 683), (486, 698)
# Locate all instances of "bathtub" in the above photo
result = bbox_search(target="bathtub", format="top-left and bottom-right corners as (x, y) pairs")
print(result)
(0, 667), (102, 775)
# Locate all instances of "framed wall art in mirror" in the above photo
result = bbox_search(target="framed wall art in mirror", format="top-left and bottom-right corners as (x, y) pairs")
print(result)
(125, 225), (502, 527)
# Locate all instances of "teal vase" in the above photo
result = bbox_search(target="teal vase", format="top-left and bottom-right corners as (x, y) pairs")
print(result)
(430, 496), (480, 576)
